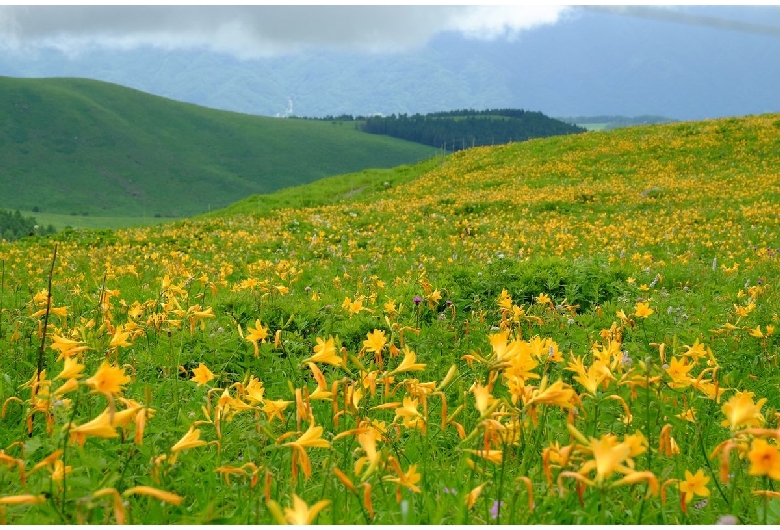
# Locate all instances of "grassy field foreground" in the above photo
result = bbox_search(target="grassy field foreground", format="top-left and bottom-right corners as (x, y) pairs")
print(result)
(0, 114), (780, 524)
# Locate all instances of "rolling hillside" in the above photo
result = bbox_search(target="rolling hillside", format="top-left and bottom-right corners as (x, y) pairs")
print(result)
(0, 77), (436, 217)
(2, 113), (780, 524)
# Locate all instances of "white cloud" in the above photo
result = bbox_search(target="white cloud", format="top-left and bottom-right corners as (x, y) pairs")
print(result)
(443, 5), (570, 40)
(0, 5), (571, 59)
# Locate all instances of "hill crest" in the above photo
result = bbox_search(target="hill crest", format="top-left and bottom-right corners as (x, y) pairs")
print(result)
(0, 76), (436, 217)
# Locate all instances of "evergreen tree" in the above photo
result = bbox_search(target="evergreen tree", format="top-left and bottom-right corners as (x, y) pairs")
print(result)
(0, 209), (57, 242)
(358, 109), (585, 151)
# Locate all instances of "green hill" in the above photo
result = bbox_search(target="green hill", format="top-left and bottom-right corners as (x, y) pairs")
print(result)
(3, 113), (780, 524)
(556, 115), (677, 131)
(0, 77), (436, 217)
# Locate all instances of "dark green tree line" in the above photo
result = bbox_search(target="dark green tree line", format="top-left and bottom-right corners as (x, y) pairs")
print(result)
(357, 109), (586, 151)
(0, 209), (56, 241)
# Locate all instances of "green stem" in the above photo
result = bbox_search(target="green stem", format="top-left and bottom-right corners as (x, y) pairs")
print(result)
(60, 390), (81, 516)
(496, 439), (507, 523)
(764, 477), (769, 525)
(696, 422), (727, 504)
(167, 330), (180, 421)
(591, 398), (600, 439)
(115, 444), (138, 492)
(645, 359), (653, 470)
(37, 244), (58, 378)
(1, 259), (5, 340)
(599, 486), (607, 525)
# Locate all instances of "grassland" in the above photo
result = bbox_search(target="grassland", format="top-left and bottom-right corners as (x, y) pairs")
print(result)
(558, 115), (676, 131)
(577, 123), (608, 131)
(14, 211), (176, 231)
(0, 77), (436, 218)
(1, 113), (780, 524)
(201, 156), (445, 220)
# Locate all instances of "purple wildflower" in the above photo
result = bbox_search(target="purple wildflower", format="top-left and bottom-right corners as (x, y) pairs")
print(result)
(490, 500), (505, 520)
(716, 515), (738, 525)
(413, 296), (422, 306)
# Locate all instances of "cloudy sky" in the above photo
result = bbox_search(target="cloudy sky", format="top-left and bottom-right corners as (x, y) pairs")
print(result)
(0, 5), (573, 59)
(5, 5), (779, 58)
(4, 5), (779, 119)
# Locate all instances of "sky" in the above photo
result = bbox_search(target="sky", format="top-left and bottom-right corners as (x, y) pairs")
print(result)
(4, 4), (780, 58)
(3, 4), (780, 119)
(0, 5), (572, 59)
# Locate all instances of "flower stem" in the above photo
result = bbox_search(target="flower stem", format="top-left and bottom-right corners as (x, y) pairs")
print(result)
(36, 244), (58, 378)
(764, 479), (769, 525)
(599, 486), (607, 525)
(0, 259), (5, 341)
(696, 420), (727, 504)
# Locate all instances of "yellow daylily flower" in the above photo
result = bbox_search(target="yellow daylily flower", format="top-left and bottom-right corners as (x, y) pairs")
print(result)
(394, 397), (424, 429)
(465, 483), (486, 510)
(123, 485), (183, 505)
(678, 469), (710, 504)
(384, 462), (421, 493)
(748, 438), (780, 480)
(263, 399), (292, 422)
(55, 357), (85, 380)
(363, 329), (387, 354)
(245, 319), (270, 357)
(84, 361), (131, 397)
(67, 410), (120, 443)
(282, 423), (330, 479)
(283, 494), (331, 525)
(171, 426), (208, 453)
(634, 301), (654, 318)
(721, 390), (766, 431)
(0, 494), (46, 505)
(303, 336), (343, 367)
(190, 363), (216, 386)
(390, 346), (426, 375)
(50, 334), (89, 360)
(243, 376), (266, 405)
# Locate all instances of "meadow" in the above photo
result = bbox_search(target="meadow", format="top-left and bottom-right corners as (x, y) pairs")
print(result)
(14, 211), (176, 232)
(0, 113), (779, 524)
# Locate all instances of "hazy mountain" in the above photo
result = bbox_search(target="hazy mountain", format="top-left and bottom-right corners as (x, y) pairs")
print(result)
(1, 6), (779, 120)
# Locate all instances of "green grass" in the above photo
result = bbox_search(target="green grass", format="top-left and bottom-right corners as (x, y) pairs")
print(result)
(1, 113), (780, 524)
(558, 116), (676, 131)
(16, 210), (178, 231)
(577, 122), (608, 131)
(0, 76), (436, 218)
(201, 156), (446, 219)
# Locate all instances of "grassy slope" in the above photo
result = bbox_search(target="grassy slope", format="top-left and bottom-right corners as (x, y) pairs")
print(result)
(2, 114), (780, 524)
(200, 156), (446, 220)
(14, 210), (173, 231)
(13, 157), (446, 231)
(0, 77), (436, 217)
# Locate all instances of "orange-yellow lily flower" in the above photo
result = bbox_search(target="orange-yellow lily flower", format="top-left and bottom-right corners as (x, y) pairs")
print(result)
(84, 361), (131, 397)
